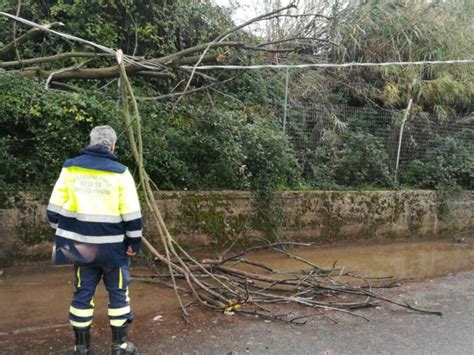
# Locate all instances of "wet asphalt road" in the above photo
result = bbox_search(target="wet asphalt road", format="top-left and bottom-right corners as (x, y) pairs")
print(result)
(146, 270), (474, 354)
(1, 241), (473, 354)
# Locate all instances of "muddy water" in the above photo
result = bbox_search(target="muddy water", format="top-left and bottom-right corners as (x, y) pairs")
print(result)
(0, 265), (183, 352)
(245, 239), (474, 280)
(0, 238), (473, 352)
(0, 265), (179, 332)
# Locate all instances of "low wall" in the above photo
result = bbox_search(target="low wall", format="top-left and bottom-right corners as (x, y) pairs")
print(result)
(0, 190), (472, 265)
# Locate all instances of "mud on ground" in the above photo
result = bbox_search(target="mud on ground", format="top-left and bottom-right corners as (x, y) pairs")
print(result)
(1, 238), (473, 354)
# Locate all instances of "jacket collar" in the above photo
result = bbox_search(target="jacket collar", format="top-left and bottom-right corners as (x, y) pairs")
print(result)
(80, 145), (119, 161)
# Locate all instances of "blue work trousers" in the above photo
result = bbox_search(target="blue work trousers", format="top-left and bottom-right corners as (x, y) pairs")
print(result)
(69, 265), (133, 328)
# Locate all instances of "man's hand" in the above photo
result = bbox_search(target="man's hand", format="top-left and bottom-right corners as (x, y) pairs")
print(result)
(126, 246), (137, 256)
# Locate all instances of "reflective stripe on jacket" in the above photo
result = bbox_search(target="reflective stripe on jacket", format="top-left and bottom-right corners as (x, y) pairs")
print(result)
(47, 145), (143, 267)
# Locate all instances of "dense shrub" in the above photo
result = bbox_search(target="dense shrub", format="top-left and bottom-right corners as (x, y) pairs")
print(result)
(0, 75), (121, 187)
(300, 131), (394, 189)
(300, 148), (339, 190)
(140, 103), (301, 190)
(333, 131), (394, 188)
(0, 75), (300, 191)
(401, 134), (474, 190)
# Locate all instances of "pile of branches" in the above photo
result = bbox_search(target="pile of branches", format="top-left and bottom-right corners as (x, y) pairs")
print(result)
(138, 241), (442, 324)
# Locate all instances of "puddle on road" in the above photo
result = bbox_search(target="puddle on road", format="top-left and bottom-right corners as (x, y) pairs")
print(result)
(246, 239), (474, 280)
(0, 265), (180, 333)
(1, 238), (473, 342)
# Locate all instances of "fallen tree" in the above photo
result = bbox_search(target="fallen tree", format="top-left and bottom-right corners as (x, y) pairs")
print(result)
(0, 4), (308, 84)
(0, 5), (443, 323)
(115, 49), (442, 322)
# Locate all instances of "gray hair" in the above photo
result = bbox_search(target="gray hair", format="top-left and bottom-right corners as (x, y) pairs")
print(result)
(89, 125), (117, 149)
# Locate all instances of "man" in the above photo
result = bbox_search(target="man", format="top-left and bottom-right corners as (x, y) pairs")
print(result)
(47, 125), (143, 354)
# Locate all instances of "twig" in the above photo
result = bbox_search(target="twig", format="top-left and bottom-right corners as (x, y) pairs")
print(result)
(171, 3), (297, 111)
(243, 46), (296, 53)
(234, 258), (278, 273)
(45, 59), (92, 89)
(137, 78), (234, 101)
(256, 36), (338, 48)
(271, 246), (334, 273)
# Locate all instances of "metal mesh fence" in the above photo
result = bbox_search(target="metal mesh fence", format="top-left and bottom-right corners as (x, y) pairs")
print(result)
(398, 114), (473, 168)
(276, 103), (473, 188)
(283, 104), (396, 155)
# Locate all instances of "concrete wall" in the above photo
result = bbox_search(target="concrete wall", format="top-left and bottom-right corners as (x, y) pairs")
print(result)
(1, 190), (472, 265)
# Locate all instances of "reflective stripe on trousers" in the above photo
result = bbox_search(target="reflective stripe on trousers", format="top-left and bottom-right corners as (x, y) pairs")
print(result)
(70, 265), (132, 328)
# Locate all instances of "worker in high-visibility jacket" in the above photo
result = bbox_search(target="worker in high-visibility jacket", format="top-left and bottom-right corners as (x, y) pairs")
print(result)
(47, 125), (143, 355)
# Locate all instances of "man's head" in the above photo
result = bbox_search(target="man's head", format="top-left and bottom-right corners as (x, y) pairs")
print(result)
(89, 125), (117, 152)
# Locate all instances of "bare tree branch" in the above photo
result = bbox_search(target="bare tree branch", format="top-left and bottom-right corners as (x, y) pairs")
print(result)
(267, 13), (333, 21)
(244, 46), (296, 53)
(0, 52), (112, 69)
(45, 59), (92, 89)
(256, 36), (339, 48)
(18, 64), (174, 80)
(216, 3), (298, 42)
(49, 81), (83, 92)
(148, 41), (244, 66)
(168, 53), (224, 67)
(137, 78), (234, 101)
(172, 2), (297, 110)
(2, 40), (240, 81)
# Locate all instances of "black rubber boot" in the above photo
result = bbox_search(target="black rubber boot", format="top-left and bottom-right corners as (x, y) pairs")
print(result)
(111, 325), (136, 355)
(73, 326), (92, 355)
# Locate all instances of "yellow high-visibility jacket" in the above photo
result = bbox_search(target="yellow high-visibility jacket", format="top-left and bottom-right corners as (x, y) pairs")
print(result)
(47, 145), (143, 267)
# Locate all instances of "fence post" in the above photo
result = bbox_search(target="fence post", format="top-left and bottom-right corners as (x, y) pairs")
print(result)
(282, 68), (290, 134)
(395, 98), (413, 185)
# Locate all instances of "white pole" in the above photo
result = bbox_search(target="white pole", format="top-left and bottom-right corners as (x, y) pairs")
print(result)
(395, 98), (413, 183)
(282, 68), (290, 134)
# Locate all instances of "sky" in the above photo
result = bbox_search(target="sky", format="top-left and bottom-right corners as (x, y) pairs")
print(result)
(213, 0), (265, 23)
(212, 0), (294, 36)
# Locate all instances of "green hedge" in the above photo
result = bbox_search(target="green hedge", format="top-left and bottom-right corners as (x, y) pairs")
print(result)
(0, 75), (121, 186)
(0, 75), (300, 191)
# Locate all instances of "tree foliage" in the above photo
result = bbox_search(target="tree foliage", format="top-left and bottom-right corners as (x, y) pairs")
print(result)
(0, 74), (121, 186)
(0, 0), (472, 191)
(330, 0), (473, 114)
